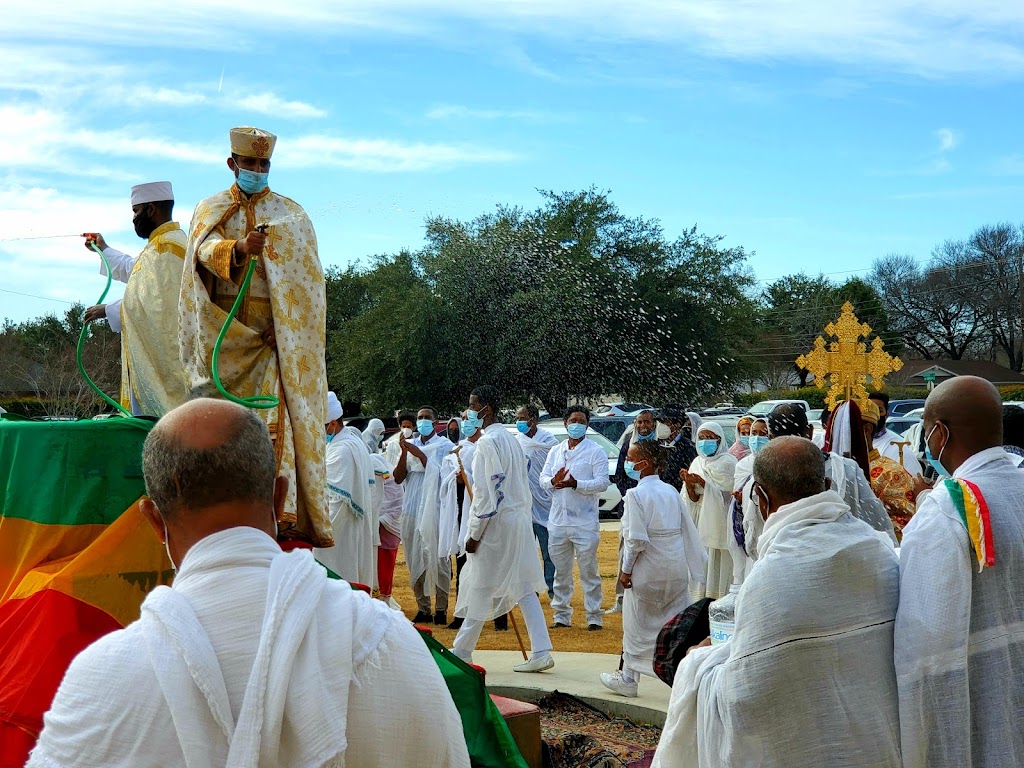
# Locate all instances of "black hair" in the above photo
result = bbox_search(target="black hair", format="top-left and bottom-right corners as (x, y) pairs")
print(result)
(521, 403), (540, 421)
(471, 385), (500, 414)
(417, 405), (438, 420)
(632, 439), (668, 474)
(398, 411), (416, 426)
(767, 403), (810, 437)
(1003, 405), (1024, 450)
(564, 405), (591, 423)
(869, 391), (890, 407)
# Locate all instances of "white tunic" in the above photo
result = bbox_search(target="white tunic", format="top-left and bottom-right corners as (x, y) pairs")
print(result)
(654, 491), (901, 768)
(685, 427), (736, 600)
(314, 427), (376, 588)
(27, 527), (469, 768)
(399, 433), (454, 592)
(516, 428), (559, 526)
(438, 440), (477, 558)
(621, 476), (707, 676)
(896, 446), (1024, 768)
(455, 423), (547, 621)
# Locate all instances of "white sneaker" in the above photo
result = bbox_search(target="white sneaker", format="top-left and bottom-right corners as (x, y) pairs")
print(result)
(603, 596), (623, 615)
(600, 671), (638, 698)
(514, 652), (555, 673)
(449, 648), (474, 664)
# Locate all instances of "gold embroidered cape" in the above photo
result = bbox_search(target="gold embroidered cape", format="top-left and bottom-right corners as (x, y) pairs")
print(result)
(119, 222), (189, 416)
(179, 184), (330, 546)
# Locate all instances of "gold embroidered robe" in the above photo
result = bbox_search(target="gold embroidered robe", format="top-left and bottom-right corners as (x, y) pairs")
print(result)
(118, 222), (190, 416)
(179, 183), (330, 546)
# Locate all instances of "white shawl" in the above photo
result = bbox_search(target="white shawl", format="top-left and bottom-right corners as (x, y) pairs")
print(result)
(654, 490), (901, 768)
(438, 441), (477, 558)
(686, 421), (736, 550)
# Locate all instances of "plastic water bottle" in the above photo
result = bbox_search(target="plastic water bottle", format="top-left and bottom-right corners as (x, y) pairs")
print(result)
(708, 584), (741, 645)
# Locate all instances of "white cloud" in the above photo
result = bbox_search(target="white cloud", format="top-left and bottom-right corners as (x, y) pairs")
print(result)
(936, 128), (959, 152)
(4, 1), (1024, 80)
(278, 134), (519, 172)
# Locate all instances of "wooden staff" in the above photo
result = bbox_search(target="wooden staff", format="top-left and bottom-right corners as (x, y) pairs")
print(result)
(459, 450), (529, 661)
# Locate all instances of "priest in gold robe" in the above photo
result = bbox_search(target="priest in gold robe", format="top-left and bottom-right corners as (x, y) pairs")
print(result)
(179, 127), (330, 547)
(83, 181), (189, 416)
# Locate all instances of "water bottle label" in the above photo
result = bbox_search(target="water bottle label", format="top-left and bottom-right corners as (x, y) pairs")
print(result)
(709, 619), (734, 645)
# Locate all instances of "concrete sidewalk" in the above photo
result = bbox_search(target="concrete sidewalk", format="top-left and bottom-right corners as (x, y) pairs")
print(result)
(474, 650), (671, 726)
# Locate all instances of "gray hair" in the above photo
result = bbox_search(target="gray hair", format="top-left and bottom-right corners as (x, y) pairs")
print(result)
(142, 406), (277, 516)
(753, 435), (826, 505)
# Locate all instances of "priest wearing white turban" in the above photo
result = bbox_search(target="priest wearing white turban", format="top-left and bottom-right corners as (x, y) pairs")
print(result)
(82, 181), (188, 416)
(179, 127), (329, 549)
(314, 393), (376, 588)
(27, 398), (470, 768)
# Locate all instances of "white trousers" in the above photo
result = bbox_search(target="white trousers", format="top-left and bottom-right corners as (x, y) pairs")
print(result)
(452, 592), (552, 660)
(549, 524), (603, 626)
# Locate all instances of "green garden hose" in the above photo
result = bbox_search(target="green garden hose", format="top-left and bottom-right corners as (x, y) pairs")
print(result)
(78, 243), (132, 417)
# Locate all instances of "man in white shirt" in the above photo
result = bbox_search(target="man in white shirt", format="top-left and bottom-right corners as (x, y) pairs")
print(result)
(654, 436), (901, 768)
(870, 392), (923, 476)
(541, 406), (610, 631)
(27, 398), (469, 767)
(515, 403), (559, 598)
(896, 376), (1024, 767)
(451, 386), (555, 672)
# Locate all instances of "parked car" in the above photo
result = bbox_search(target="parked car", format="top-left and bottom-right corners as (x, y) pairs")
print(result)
(594, 402), (655, 417)
(886, 416), (921, 436)
(532, 420), (624, 518)
(588, 415), (633, 444)
(746, 399), (811, 418)
(807, 408), (823, 423)
(888, 399), (926, 417)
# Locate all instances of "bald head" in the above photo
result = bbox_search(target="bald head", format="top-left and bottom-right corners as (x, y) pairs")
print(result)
(753, 436), (826, 516)
(924, 376), (1002, 472)
(143, 398), (277, 517)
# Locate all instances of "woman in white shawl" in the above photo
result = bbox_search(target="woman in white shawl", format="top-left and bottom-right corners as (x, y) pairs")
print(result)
(682, 421), (736, 599)
(362, 417), (385, 455)
(727, 417), (768, 585)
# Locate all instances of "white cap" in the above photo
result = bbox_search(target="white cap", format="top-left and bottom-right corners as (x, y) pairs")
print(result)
(131, 181), (173, 206)
(326, 391), (343, 423)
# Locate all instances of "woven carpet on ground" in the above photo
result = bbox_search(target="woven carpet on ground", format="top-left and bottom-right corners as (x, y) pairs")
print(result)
(537, 692), (661, 768)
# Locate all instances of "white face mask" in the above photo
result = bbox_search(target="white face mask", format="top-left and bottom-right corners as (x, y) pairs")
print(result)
(164, 521), (175, 572)
(401, 427), (414, 439)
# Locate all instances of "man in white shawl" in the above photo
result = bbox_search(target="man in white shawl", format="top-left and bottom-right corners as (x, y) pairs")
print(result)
(28, 398), (469, 768)
(314, 393), (376, 588)
(393, 407), (454, 625)
(601, 439), (706, 698)
(682, 421), (735, 600)
(896, 376), (1024, 767)
(452, 386), (555, 673)
(515, 403), (559, 598)
(653, 436), (901, 768)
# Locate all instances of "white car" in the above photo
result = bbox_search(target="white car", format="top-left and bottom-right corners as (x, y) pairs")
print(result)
(517, 421), (623, 517)
(594, 401), (655, 417)
(746, 399), (811, 418)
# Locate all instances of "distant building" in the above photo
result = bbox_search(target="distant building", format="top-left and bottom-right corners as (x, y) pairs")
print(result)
(892, 359), (1024, 389)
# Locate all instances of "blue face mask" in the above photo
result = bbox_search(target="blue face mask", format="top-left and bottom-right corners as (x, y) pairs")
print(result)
(749, 435), (769, 454)
(566, 423), (587, 440)
(739, 436), (750, 448)
(637, 429), (657, 442)
(463, 423), (478, 439)
(925, 423), (949, 478)
(516, 420), (531, 435)
(417, 419), (434, 437)
(325, 431), (335, 444)
(236, 168), (269, 195)
(698, 438), (718, 457)
(624, 460), (643, 482)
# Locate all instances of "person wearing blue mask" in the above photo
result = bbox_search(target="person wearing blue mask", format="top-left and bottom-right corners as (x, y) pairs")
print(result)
(515, 404), (559, 599)
(607, 409), (660, 615)
(896, 376), (1024, 768)
(180, 125), (328, 551)
(600, 440), (706, 698)
(681, 422), (737, 601)
(540, 405), (611, 631)
(393, 405), (454, 625)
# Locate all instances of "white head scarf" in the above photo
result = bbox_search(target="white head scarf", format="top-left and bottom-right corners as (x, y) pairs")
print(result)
(686, 411), (703, 441)
(362, 418), (385, 454)
(693, 421), (735, 485)
(326, 391), (343, 423)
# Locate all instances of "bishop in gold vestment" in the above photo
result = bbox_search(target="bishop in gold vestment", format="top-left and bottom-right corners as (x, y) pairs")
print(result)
(179, 127), (330, 546)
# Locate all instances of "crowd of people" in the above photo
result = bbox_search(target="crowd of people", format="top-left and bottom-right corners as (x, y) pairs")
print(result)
(28, 126), (1021, 768)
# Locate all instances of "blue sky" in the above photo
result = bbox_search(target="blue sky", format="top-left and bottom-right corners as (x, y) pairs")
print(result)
(3, 1), (1024, 323)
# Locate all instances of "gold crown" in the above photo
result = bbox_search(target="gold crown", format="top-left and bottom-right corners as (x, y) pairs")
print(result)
(229, 126), (277, 159)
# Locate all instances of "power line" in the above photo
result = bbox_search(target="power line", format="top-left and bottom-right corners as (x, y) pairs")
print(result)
(0, 287), (75, 305)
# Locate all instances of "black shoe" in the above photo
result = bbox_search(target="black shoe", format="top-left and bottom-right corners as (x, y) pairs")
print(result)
(433, 611), (447, 625)
(412, 611), (432, 624)
(550, 622), (571, 629)
(588, 623), (603, 632)
(494, 615), (509, 631)
(447, 618), (464, 630)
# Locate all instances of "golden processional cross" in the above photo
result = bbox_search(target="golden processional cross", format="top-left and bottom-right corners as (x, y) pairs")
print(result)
(795, 302), (903, 409)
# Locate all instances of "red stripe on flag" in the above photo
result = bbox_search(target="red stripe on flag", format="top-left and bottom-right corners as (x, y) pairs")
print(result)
(963, 479), (996, 567)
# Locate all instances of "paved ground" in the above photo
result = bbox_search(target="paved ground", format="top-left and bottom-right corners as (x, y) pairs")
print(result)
(475, 650), (671, 726)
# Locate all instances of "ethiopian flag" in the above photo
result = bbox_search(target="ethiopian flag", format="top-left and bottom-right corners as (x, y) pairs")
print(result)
(0, 415), (171, 765)
(0, 414), (525, 768)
